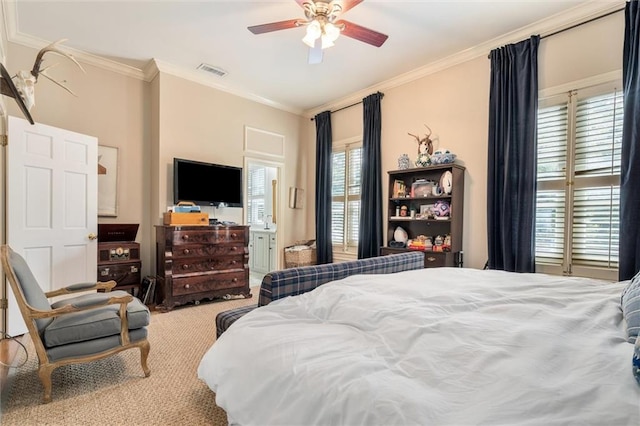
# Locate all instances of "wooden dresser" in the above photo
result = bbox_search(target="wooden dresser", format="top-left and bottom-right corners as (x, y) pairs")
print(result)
(155, 225), (251, 311)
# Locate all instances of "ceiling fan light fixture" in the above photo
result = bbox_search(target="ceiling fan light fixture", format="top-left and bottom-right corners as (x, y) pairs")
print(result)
(303, 19), (341, 50)
(302, 20), (322, 47)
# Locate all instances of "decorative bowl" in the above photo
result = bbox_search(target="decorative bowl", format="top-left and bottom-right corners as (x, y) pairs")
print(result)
(431, 152), (457, 165)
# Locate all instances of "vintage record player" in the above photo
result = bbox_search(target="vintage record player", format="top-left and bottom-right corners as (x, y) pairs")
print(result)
(97, 224), (141, 292)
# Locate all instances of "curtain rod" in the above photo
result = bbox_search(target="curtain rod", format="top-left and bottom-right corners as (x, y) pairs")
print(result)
(487, 7), (625, 59)
(310, 92), (384, 121)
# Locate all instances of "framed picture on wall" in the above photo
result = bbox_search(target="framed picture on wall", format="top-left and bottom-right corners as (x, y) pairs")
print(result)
(98, 145), (118, 217)
(289, 187), (304, 209)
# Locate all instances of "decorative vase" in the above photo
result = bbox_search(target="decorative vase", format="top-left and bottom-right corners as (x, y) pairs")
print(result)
(415, 153), (431, 167)
(393, 226), (408, 243)
(398, 154), (410, 170)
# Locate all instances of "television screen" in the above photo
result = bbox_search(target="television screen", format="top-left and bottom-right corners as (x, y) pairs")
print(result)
(173, 158), (243, 207)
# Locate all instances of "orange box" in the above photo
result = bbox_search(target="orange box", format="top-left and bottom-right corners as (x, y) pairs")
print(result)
(163, 212), (209, 226)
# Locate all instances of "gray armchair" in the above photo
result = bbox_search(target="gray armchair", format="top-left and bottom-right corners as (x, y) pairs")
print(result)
(0, 245), (151, 403)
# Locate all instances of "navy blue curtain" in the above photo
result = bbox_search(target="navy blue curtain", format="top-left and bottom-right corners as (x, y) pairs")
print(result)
(358, 92), (384, 259)
(315, 111), (333, 264)
(620, 0), (640, 280)
(487, 35), (540, 273)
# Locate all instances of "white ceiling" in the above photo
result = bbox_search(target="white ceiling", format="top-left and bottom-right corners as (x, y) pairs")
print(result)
(2, 0), (624, 114)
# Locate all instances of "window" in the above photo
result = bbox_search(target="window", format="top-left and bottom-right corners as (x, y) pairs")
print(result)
(535, 82), (623, 280)
(331, 142), (362, 253)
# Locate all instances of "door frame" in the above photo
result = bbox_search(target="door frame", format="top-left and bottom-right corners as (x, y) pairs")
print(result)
(1, 112), (7, 335)
(244, 157), (284, 271)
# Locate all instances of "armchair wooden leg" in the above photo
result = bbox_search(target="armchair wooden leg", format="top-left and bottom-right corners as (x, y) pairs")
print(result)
(38, 364), (54, 404)
(140, 340), (151, 377)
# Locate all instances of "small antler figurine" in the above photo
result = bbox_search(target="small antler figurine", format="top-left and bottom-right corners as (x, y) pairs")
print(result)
(0, 39), (85, 121)
(408, 124), (434, 156)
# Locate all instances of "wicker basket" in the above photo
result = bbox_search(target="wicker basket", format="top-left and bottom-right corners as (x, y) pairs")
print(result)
(284, 240), (317, 268)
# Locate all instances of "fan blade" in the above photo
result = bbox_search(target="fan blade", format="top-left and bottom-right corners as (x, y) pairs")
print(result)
(336, 19), (388, 47)
(248, 19), (301, 34)
(308, 38), (323, 64)
(339, 0), (364, 13)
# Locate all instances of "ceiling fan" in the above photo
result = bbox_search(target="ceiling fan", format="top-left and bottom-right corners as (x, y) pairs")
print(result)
(248, 0), (388, 64)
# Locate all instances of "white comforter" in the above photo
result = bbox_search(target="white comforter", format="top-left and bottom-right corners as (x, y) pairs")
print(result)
(198, 268), (640, 425)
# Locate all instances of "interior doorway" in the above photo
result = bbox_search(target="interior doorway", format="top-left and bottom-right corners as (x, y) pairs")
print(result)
(245, 158), (283, 286)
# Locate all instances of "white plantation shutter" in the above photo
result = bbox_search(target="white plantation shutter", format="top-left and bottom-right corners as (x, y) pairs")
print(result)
(571, 90), (622, 270)
(537, 103), (568, 182)
(347, 148), (362, 246)
(332, 144), (362, 251)
(247, 164), (266, 225)
(535, 83), (622, 278)
(535, 190), (565, 264)
(535, 102), (568, 265)
(331, 151), (346, 245)
(572, 187), (619, 267)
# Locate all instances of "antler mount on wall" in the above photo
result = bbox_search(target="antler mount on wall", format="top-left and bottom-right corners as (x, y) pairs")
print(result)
(0, 39), (85, 125)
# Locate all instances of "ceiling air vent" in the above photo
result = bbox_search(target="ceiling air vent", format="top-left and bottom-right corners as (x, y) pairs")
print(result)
(197, 63), (227, 77)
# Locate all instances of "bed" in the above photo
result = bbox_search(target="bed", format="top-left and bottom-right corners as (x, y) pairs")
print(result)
(198, 266), (640, 425)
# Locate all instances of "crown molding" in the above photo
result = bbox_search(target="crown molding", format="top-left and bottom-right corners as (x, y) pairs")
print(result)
(150, 59), (303, 115)
(302, 0), (626, 118)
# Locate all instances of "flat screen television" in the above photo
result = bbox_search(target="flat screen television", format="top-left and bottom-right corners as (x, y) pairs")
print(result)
(173, 158), (243, 207)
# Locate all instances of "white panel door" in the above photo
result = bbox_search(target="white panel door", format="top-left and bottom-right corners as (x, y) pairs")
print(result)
(6, 116), (98, 336)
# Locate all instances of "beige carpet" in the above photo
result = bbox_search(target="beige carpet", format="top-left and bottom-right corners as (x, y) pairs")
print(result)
(0, 289), (259, 425)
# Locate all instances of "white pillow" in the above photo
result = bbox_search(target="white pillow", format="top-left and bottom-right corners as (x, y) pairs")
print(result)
(622, 271), (640, 343)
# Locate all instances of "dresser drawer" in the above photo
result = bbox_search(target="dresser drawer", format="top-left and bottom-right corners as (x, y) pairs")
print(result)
(171, 229), (245, 245)
(172, 254), (245, 274)
(423, 253), (446, 267)
(171, 244), (246, 259)
(172, 271), (247, 296)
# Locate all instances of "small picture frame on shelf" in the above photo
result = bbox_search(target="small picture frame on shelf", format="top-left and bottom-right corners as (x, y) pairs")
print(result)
(419, 204), (434, 218)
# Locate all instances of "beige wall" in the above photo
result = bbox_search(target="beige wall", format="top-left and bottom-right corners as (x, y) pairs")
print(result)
(305, 10), (624, 270)
(154, 72), (308, 267)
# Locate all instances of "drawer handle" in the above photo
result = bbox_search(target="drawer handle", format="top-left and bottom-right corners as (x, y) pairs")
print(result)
(231, 260), (237, 265)
(426, 257), (436, 262)
(232, 278), (238, 283)
(231, 233), (237, 238)
(183, 248), (190, 255)
(182, 264), (190, 269)
(185, 284), (190, 289)
(231, 246), (237, 251)
(182, 235), (189, 240)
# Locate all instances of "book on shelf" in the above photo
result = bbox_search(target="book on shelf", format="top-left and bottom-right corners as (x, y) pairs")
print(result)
(392, 180), (406, 198)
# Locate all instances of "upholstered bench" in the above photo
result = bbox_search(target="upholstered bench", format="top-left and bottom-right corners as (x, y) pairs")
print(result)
(216, 251), (425, 338)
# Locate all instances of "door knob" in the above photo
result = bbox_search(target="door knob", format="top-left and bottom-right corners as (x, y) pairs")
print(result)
(88, 233), (97, 240)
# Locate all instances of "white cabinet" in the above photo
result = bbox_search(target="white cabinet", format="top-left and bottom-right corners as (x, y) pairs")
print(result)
(250, 230), (277, 274)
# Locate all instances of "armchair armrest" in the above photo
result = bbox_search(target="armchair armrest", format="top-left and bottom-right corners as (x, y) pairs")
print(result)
(31, 292), (135, 346)
(45, 280), (117, 297)
(31, 293), (134, 319)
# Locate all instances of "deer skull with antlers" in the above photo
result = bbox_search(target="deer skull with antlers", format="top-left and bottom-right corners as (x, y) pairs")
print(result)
(0, 39), (85, 123)
(408, 124), (434, 155)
